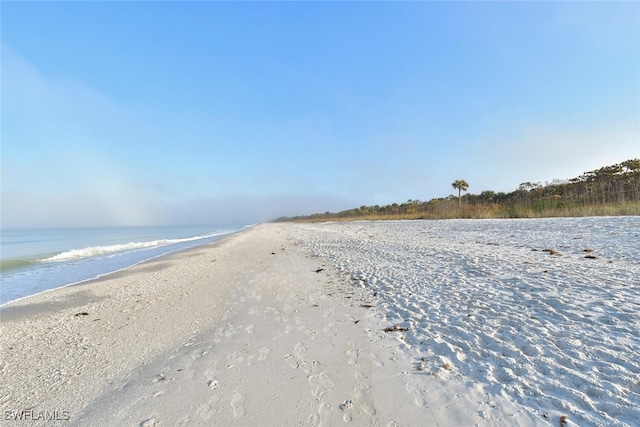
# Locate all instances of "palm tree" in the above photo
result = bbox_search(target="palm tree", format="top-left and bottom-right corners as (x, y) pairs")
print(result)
(452, 179), (469, 206)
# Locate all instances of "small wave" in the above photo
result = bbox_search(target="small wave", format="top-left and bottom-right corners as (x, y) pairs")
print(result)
(0, 258), (38, 273)
(40, 232), (226, 263)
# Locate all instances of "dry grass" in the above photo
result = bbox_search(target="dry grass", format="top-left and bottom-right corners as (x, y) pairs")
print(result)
(287, 201), (640, 223)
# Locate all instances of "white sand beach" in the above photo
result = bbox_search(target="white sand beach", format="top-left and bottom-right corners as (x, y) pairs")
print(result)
(1, 219), (638, 426)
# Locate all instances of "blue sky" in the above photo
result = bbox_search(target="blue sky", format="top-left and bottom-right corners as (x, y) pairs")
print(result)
(2, 1), (639, 227)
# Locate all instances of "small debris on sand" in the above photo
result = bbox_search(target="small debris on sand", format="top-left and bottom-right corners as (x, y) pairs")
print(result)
(383, 325), (409, 333)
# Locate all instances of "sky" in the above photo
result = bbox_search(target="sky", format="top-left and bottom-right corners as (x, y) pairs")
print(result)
(2, 1), (639, 228)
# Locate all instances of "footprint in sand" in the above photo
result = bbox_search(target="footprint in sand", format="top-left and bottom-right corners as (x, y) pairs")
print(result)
(231, 388), (246, 418)
(294, 343), (308, 367)
(227, 351), (243, 368)
(294, 342), (307, 359)
(323, 323), (338, 336)
(295, 319), (316, 337)
(191, 348), (209, 360)
(311, 386), (326, 400)
(308, 413), (320, 427)
(310, 371), (335, 390)
(405, 383), (426, 406)
(258, 347), (271, 362)
(246, 354), (257, 366)
(309, 371), (335, 399)
(204, 363), (218, 379)
(231, 388), (247, 418)
(318, 401), (333, 422)
(284, 354), (299, 369)
(197, 395), (220, 422)
(346, 343), (360, 366)
(353, 388), (376, 416)
(306, 360), (321, 375)
(207, 379), (219, 390)
(246, 324), (255, 334)
(369, 352), (384, 367)
(224, 324), (242, 339)
(355, 371), (370, 390)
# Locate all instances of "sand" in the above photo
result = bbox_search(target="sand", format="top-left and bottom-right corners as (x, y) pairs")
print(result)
(2, 223), (548, 426)
(288, 218), (640, 427)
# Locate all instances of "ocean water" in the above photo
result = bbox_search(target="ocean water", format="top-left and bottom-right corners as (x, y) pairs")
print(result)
(0, 224), (251, 305)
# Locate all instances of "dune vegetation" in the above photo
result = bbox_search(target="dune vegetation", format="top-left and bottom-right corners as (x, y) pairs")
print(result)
(278, 159), (640, 222)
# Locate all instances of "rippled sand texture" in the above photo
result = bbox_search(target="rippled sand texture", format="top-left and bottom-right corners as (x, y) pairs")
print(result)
(2, 219), (637, 426)
(289, 217), (640, 427)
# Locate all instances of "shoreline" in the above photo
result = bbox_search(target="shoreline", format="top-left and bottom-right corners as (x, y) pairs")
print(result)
(0, 228), (247, 309)
(1, 222), (578, 426)
(1, 228), (253, 424)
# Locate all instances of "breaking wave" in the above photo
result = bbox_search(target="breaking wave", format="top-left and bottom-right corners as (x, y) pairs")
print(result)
(41, 233), (226, 263)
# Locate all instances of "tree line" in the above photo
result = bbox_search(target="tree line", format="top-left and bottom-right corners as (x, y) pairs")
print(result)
(276, 159), (640, 222)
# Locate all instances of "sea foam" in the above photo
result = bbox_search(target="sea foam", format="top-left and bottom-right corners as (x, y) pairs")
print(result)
(0, 225), (246, 305)
(41, 233), (224, 263)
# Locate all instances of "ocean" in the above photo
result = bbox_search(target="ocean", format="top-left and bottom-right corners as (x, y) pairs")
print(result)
(0, 224), (251, 305)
